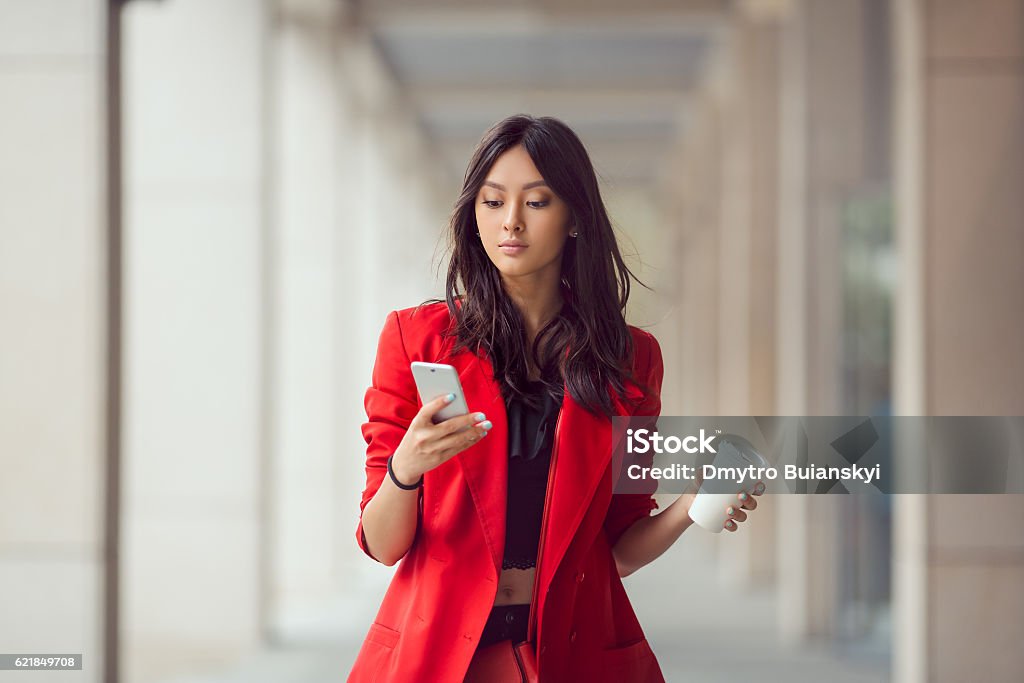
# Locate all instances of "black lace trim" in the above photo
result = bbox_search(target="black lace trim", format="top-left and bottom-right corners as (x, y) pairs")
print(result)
(502, 557), (537, 570)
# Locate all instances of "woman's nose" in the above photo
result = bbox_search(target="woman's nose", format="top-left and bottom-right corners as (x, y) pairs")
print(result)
(503, 206), (523, 230)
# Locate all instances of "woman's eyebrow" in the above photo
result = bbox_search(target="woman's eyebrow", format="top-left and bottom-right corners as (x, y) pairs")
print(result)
(482, 180), (548, 191)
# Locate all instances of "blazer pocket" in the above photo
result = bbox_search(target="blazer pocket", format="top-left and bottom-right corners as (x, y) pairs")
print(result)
(350, 622), (400, 682)
(604, 638), (658, 681)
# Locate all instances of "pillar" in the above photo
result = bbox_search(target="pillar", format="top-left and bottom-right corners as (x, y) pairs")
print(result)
(0, 1), (114, 681)
(120, 1), (270, 679)
(892, 1), (1024, 680)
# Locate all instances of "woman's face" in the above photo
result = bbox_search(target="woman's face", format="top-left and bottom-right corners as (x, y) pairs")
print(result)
(475, 145), (574, 281)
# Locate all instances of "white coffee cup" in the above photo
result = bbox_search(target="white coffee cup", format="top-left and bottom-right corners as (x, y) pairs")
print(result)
(687, 434), (769, 533)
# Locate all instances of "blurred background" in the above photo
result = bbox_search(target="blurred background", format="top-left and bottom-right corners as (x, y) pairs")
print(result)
(1, 0), (1022, 681)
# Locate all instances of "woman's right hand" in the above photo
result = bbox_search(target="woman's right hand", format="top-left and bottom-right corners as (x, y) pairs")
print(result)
(389, 394), (492, 485)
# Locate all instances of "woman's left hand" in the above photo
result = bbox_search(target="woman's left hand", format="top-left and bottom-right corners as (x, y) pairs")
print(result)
(723, 480), (766, 532)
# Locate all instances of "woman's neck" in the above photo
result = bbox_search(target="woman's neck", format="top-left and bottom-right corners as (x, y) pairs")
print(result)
(501, 273), (564, 347)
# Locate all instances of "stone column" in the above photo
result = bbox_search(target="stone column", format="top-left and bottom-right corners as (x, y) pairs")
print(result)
(0, 2), (113, 681)
(120, 1), (270, 679)
(892, 1), (1024, 681)
(266, 0), (346, 641)
(773, 0), (874, 642)
(716, 5), (784, 589)
(677, 90), (723, 417)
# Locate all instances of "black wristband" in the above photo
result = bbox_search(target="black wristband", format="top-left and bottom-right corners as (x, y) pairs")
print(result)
(387, 453), (423, 490)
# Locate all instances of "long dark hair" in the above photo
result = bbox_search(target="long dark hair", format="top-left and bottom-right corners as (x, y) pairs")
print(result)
(421, 114), (652, 418)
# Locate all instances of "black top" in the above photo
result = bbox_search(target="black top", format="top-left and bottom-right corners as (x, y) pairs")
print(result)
(502, 374), (564, 571)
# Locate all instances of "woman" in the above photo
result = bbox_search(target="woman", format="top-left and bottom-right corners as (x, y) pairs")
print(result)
(347, 115), (764, 682)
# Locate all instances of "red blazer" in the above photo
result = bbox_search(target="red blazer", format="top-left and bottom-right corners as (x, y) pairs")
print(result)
(347, 301), (666, 683)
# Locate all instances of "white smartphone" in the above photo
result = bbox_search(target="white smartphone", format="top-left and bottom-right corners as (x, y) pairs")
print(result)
(410, 361), (471, 424)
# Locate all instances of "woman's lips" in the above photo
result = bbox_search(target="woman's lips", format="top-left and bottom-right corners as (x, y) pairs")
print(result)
(499, 245), (527, 255)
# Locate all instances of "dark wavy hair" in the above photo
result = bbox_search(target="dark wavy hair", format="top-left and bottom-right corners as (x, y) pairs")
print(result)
(420, 114), (652, 418)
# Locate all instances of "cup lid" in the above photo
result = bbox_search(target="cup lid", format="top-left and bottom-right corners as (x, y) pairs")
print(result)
(715, 434), (770, 468)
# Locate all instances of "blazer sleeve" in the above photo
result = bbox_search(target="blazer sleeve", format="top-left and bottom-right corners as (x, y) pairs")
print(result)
(603, 330), (663, 548)
(356, 310), (423, 562)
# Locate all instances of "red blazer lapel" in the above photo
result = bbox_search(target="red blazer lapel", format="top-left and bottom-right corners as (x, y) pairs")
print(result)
(452, 350), (509, 575)
(454, 332), (646, 584)
(537, 363), (644, 604)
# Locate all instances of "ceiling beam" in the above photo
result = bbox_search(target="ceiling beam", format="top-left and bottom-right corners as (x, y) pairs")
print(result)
(408, 85), (694, 103)
(358, 0), (729, 34)
(407, 86), (691, 127)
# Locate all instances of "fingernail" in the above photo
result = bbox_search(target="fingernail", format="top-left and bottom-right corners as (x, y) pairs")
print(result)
(479, 420), (492, 430)
(475, 412), (486, 421)
(445, 393), (455, 402)
(739, 492), (749, 501)
(756, 484), (765, 494)
(726, 520), (735, 529)
(727, 507), (735, 515)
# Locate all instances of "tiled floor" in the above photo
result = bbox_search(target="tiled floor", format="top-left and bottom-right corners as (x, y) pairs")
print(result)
(162, 529), (889, 683)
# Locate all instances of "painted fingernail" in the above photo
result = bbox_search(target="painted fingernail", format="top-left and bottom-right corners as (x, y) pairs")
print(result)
(739, 492), (749, 501)
(755, 484), (765, 494)
(726, 520), (735, 529)
(445, 393), (455, 402)
(479, 420), (492, 430)
(727, 507), (735, 515)
(475, 412), (486, 421)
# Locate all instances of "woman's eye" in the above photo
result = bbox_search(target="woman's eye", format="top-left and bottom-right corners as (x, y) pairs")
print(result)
(480, 200), (548, 208)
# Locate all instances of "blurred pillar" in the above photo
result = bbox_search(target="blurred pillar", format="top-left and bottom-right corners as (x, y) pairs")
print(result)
(675, 91), (722, 417)
(715, 49), (752, 421)
(654, 1), (784, 590)
(715, 3), (783, 589)
(774, 0), (874, 643)
(120, 1), (271, 680)
(0, 3), (114, 682)
(267, 0), (346, 641)
(892, 1), (1024, 681)
(739, 5), (782, 422)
